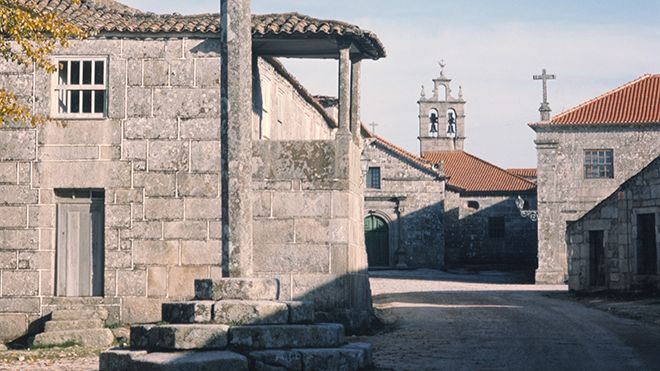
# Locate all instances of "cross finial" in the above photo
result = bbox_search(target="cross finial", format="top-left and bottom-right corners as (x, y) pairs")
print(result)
(533, 68), (556, 121)
(369, 121), (379, 134)
(439, 59), (446, 76)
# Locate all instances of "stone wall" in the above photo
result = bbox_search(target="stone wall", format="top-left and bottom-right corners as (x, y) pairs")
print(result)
(0, 36), (339, 342)
(566, 156), (660, 291)
(363, 141), (445, 269)
(251, 135), (373, 332)
(535, 126), (660, 284)
(444, 191), (537, 273)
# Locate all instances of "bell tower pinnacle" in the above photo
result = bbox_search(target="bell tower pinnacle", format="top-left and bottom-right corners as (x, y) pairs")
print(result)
(417, 61), (466, 155)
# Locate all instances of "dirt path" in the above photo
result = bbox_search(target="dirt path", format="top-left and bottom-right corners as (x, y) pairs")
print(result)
(364, 269), (660, 371)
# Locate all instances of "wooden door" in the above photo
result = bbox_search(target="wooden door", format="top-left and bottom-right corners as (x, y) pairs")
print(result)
(589, 230), (606, 287)
(57, 196), (104, 296)
(637, 213), (657, 275)
(365, 215), (389, 267)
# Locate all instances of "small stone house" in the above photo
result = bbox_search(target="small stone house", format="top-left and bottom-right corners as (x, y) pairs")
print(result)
(566, 155), (660, 292)
(0, 0), (385, 342)
(531, 74), (660, 284)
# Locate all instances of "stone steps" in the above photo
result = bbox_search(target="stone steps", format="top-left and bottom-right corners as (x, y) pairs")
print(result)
(100, 349), (248, 371)
(44, 318), (105, 332)
(99, 277), (374, 370)
(33, 328), (114, 348)
(50, 309), (108, 321)
(162, 300), (314, 325)
(195, 278), (279, 301)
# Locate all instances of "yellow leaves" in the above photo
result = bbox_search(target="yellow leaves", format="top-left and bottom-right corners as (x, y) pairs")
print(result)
(0, 0), (87, 125)
(0, 88), (46, 126)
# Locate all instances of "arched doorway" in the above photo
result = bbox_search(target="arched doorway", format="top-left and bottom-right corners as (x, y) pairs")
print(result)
(365, 215), (389, 267)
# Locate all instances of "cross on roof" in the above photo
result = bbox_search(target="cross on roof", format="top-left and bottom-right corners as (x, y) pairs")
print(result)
(369, 122), (379, 134)
(533, 68), (556, 121)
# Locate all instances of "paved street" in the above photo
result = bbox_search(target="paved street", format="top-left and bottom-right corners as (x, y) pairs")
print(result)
(364, 270), (660, 371)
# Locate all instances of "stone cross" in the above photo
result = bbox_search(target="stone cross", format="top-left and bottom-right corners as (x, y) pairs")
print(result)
(533, 68), (556, 121)
(369, 122), (378, 134)
(220, 0), (253, 277)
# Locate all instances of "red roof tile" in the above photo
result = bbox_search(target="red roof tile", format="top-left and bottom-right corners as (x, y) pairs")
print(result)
(507, 168), (537, 178)
(422, 151), (536, 193)
(366, 134), (440, 176)
(19, 1), (385, 58)
(535, 74), (660, 127)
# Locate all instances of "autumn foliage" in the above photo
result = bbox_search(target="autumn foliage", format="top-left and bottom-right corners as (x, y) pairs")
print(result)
(0, 0), (86, 125)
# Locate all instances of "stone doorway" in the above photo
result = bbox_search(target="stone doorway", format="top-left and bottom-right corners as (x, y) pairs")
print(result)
(589, 230), (606, 287)
(56, 190), (105, 297)
(365, 215), (389, 267)
(637, 213), (657, 275)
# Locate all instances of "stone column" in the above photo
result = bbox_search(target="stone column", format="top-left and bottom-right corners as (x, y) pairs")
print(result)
(220, 0), (253, 277)
(350, 59), (361, 138)
(338, 44), (351, 135)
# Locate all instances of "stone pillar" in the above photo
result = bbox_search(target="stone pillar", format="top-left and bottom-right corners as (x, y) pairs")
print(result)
(350, 59), (361, 138)
(338, 44), (351, 135)
(220, 0), (253, 277)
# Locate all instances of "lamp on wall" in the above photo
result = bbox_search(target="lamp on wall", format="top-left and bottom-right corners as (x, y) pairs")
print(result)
(360, 151), (370, 177)
(516, 195), (538, 222)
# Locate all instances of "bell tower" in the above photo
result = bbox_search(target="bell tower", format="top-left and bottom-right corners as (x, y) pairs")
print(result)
(418, 61), (466, 155)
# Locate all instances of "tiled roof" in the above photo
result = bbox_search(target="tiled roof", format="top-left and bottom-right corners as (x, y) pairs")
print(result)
(422, 151), (536, 193)
(366, 133), (441, 176)
(20, 1), (385, 58)
(534, 74), (660, 127)
(507, 168), (537, 178)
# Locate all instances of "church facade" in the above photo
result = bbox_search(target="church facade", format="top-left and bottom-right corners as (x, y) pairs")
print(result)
(362, 67), (538, 275)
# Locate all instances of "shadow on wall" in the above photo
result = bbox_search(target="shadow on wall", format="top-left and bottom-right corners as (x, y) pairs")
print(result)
(365, 200), (445, 270)
(443, 196), (538, 279)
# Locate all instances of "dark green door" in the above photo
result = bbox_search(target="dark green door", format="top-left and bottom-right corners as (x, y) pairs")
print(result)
(365, 215), (389, 267)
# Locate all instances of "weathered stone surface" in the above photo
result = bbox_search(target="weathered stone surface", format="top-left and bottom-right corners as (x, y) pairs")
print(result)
(180, 118), (218, 140)
(0, 314), (28, 342)
(0, 185), (38, 204)
(134, 173), (176, 197)
(167, 266), (209, 298)
(121, 297), (162, 324)
(51, 309), (109, 321)
(35, 161), (131, 188)
(145, 198), (184, 220)
(285, 301), (315, 324)
(38, 146), (99, 161)
(249, 350), (302, 371)
(180, 240), (222, 265)
(0, 206), (27, 227)
(99, 349), (247, 371)
(44, 319), (104, 332)
(143, 60), (169, 86)
(212, 301), (288, 325)
(124, 118), (177, 140)
(1, 270), (39, 296)
(99, 348), (148, 371)
(33, 328), (114, 348)
(163, 221), (208, 240)
(149, 141), (189, 171)
(195, 278), (279, 301)
(170, 59), (194, 87)
(190, 141), (221, 173)
(0, 229), (38, 250)
(117, 270), (147, 296)
(162, 301), (214, 324)
(0, 298), (40, 313)
(0, 130), (36, 161)
(133, 240), (179, 266)
(342, 343), (373, 368)
(0, 162), (16, 184)
(229, 324), (345, 350)
(131, 324), (229, 351)
(177, 173), (219, 197)
(295, 348), (361, 371)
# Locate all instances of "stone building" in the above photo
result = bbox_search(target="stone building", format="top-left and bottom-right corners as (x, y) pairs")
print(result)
(361, 66), (538, 273)
(566, 155), (660, 292)
(0, 0), (385, 343)
(531, 74), (660, 284)
(362, 135), (446, 269)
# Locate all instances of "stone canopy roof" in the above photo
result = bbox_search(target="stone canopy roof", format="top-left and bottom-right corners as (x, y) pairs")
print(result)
(422, 151), (536, 193)
(20, 0), (386, 59)
(532, 74), (660, 128)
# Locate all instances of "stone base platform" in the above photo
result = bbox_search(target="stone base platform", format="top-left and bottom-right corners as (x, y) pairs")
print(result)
(99, 278), (374, 371)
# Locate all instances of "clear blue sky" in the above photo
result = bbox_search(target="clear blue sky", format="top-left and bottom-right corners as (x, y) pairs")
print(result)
(122, 0), (660, 168)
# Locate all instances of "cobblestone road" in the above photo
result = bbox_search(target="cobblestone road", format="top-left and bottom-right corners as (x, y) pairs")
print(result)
(364, 269), (660, 371)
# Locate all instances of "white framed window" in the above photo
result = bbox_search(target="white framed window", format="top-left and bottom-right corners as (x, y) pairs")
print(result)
(52, 57), (108, 119)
